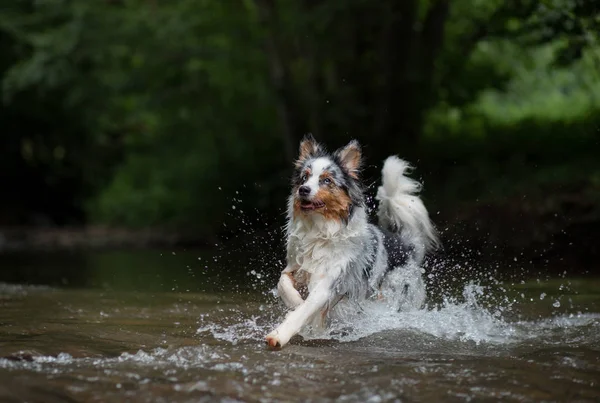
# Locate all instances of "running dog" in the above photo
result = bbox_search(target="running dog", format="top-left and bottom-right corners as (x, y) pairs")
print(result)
(266, 134), (439, 348)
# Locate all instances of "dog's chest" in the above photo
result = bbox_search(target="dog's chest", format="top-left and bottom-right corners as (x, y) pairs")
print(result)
(287, 216), (366, 279)
(291, 237), (353, 275)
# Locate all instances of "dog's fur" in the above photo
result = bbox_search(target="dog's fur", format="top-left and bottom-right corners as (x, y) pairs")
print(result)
(266, 135), (439, 348)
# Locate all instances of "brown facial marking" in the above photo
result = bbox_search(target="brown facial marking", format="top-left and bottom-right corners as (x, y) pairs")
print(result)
(319, 171), (333, 183)
(314, 186), (352, 222)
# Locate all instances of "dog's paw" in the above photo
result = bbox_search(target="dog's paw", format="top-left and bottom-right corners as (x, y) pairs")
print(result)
(265, 333), (282, 350)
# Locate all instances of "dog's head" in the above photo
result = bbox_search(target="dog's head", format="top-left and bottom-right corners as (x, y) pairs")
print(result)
(291, 134), (364, 223)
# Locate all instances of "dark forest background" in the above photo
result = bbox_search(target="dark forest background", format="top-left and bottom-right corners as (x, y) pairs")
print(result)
(1, 0), (599, 273)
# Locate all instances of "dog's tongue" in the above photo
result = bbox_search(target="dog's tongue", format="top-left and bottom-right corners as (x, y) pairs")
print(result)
(301, 201), (315, 210)
(301, 200), (325, 210)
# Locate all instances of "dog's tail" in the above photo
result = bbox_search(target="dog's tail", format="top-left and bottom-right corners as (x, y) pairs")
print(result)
(376, 156), (439, 261)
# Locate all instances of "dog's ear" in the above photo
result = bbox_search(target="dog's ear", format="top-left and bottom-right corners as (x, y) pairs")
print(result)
(335, 140), (362, 179)
(296, 133), (321, 167)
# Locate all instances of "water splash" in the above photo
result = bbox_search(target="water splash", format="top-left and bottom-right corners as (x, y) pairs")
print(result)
(299, 283), (516, 345)
(192, 281), (599, 348)
(197, 314), (272, 345)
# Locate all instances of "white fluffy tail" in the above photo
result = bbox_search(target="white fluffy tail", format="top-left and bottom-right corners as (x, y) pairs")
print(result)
(376, 156), (439, 261)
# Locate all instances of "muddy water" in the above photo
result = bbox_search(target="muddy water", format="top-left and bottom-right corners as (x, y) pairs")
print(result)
(0, 250), (599, 402)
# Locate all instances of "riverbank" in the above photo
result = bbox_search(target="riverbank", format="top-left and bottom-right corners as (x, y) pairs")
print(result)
(2, 177), (598, 277)
(0, 226), (213, 252)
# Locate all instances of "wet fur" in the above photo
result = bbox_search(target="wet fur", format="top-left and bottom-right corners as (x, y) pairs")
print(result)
(266, 134), (439, 349)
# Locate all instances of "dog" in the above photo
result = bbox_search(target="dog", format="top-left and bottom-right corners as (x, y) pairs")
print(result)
(265, 134), (439, 349)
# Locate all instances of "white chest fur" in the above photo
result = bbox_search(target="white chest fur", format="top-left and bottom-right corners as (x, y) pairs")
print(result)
(286, 207), (369, 290)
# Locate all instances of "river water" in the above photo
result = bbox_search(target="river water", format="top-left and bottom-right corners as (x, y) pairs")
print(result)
(0, 250), (599, 402)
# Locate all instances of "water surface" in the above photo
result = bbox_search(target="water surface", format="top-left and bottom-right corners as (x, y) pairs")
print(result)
(0, 250), (599, 402)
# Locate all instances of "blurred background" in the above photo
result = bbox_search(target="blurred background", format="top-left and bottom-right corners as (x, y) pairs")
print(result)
(0, 0), (599, 286)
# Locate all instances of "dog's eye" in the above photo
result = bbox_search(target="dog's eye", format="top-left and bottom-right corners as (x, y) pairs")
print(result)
(301, 174), (308, 182)
(322, 178), (332, 185)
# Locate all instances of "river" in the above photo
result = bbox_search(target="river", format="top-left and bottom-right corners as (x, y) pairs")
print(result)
(0, 250), (598, 402)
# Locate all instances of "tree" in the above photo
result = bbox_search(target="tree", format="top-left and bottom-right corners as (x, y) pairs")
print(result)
(1, 0), (598, 240)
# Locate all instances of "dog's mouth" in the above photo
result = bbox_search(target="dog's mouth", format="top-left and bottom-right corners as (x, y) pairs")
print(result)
(299, 199), (325, 211)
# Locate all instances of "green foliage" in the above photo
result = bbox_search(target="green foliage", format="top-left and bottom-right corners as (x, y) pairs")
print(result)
(1, 0), (599, 238)
(1, 0), (284, 230)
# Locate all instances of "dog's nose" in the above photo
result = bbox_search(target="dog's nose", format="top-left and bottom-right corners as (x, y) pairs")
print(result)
(298, 186), (310, 197)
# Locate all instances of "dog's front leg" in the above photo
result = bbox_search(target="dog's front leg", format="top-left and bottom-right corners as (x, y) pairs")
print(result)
(266, 278), (333, 349)
(277, 267), (304, 309)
